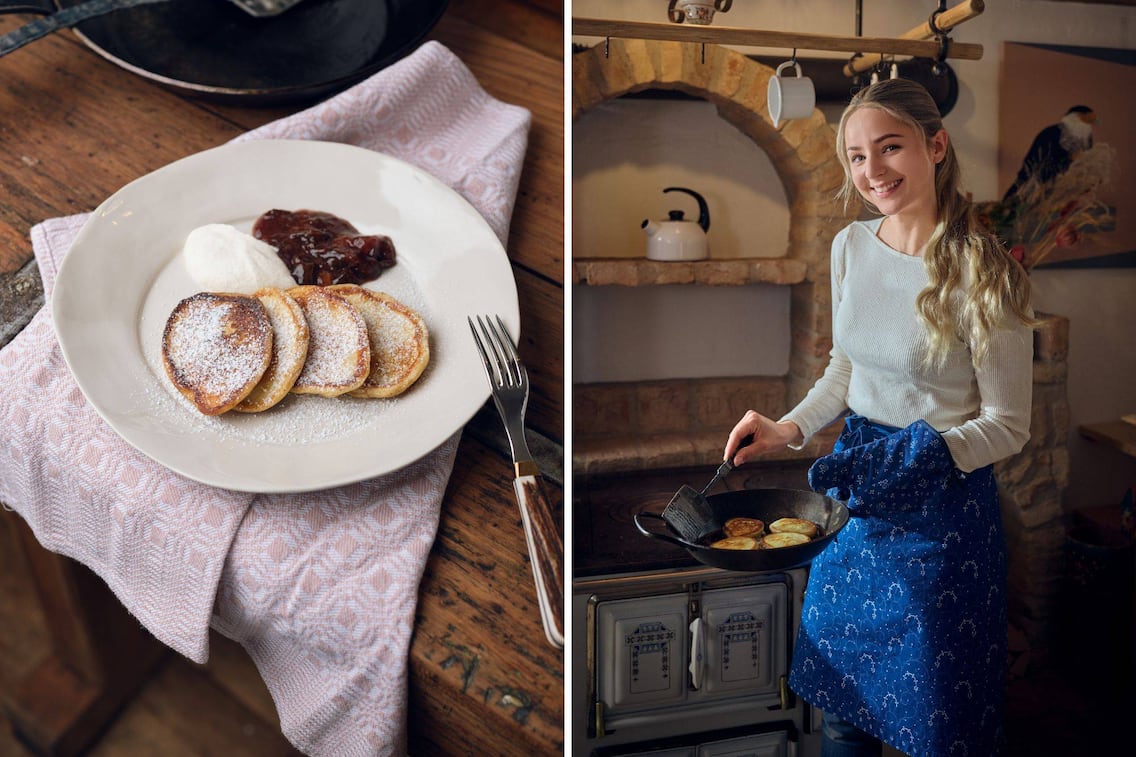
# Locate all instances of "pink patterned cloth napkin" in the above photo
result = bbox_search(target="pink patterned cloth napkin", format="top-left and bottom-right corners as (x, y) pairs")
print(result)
(0, 41), (530, 756)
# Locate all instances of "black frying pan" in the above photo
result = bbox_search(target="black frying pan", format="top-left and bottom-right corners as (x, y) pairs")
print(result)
(1, 0), (448, 104)
(634, 488), (849, 572)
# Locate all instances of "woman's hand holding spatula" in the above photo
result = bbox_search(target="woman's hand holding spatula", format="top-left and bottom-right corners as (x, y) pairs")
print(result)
(724, 411), (803, 466)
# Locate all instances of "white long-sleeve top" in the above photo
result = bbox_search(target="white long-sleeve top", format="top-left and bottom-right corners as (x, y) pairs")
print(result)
(782, 218), (1033, 473)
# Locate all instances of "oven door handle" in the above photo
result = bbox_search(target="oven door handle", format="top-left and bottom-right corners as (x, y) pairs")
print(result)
(688, 616), (706, 690)
(633, 511), (700, 550)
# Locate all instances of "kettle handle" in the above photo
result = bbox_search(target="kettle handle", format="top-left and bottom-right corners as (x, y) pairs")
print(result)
(663, 187), (710, 233)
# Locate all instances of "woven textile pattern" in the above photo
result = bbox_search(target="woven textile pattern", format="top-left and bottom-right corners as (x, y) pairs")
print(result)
(0, 41), (531, 756)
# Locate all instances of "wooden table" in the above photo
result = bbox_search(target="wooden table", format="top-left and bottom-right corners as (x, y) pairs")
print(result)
(1080, 418), (1136, 460)
(0, 2), (564, 755)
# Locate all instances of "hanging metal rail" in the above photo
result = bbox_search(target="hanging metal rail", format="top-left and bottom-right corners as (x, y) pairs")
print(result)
(572, 0), (985, 75)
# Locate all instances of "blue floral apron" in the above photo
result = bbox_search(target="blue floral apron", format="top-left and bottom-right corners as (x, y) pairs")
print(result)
(789, 415), (1007, 756)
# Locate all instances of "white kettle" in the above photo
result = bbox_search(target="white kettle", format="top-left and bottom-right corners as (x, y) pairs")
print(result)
(641, 187), (711, 261)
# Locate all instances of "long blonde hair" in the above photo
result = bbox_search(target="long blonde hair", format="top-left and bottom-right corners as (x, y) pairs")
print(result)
(835, 79), (1035, 365)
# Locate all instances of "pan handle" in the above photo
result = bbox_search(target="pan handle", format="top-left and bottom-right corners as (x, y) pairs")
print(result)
(633, 511), (703, 551)
(0, 1), (56, 14)
(0, 0), (171, 59)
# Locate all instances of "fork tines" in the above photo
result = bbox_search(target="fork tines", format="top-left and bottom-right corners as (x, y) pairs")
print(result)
(468, 315), (524, 388)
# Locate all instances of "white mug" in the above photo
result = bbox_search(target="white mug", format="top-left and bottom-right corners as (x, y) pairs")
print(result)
(767, 61), (816, 128)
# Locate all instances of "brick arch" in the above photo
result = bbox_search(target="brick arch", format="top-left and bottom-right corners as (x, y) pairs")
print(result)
(573, 38), (857, 420)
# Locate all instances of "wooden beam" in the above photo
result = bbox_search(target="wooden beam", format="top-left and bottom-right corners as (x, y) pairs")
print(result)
(845, 0), (986, 76)
(572, 17), (983, 62)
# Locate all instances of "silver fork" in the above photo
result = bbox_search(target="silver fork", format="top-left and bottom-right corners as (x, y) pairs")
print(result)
(469, 315), (564, 650)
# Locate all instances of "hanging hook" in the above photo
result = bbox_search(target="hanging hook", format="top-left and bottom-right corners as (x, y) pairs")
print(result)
(667, 0), (684, 24)
(870, 56), (889, 85)
(932, 34), (950, 76)
(791, 47), (798, 65)
(889, 53), (899, 80)
(928, 0), (948, 36)
(604, 36), (610, 59)
(848, 51), (865, 92)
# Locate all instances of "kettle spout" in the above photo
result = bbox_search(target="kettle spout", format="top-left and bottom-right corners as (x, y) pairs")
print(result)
(641, 218), (658, 236)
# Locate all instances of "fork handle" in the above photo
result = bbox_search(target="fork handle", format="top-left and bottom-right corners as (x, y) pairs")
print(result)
(513, 473), (564, 649)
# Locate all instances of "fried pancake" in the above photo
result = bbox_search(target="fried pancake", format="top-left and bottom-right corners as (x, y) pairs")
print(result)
(768, 517), (820, 538)
(286, 286), (370, 397)
(710, 536), (759, 551)
(234, 288), (310, 413)
(762, 532), (811, 549)
(723, 517), (765, 538)
(328, 284), (430, 398)
(162, 292), (272, 416)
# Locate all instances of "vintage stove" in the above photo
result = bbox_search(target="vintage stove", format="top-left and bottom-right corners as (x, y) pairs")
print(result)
(572, 464), (822, 757)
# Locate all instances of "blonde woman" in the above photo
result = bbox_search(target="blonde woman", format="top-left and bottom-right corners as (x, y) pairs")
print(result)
(725, 79), (1035, 756)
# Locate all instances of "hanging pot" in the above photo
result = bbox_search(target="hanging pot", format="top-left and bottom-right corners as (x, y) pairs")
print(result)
(896, 57), (959, 116)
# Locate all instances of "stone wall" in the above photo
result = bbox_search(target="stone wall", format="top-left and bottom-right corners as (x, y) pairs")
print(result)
(572, 39), (852, 474)
(997, 313), (1071, 675)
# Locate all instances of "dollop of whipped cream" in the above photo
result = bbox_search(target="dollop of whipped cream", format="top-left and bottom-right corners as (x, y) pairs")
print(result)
(183, 223), (296, 293)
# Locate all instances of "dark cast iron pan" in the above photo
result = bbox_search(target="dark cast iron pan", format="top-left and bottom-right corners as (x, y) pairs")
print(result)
(1, 0), (449, 105)
(634, 488), (849, 572)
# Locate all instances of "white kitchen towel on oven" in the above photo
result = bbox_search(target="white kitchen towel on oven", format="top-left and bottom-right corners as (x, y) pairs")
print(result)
(0, 40), (530, 757)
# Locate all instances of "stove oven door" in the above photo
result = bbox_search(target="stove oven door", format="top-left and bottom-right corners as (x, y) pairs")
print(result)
(596, 593), (691, 716)
(692, 584), (788, 703)
(592, 579), (792, 734)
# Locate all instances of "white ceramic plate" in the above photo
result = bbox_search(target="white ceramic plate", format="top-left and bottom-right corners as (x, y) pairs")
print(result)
(52, 140), (518, 493)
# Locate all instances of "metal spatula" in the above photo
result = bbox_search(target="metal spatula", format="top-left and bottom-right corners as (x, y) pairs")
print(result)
(0, 0), (305, 60)
(661, 434), (754, 542)
(661, 458), (737, 543)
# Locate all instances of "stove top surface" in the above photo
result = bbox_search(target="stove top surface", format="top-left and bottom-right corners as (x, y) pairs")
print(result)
(573, 461), (811, 577)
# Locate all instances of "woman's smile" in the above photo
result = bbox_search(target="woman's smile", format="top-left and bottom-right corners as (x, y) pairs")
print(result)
(871, 178), (903, 198)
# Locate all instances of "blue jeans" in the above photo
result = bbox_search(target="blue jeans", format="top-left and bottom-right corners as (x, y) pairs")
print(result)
(821, 711), (883, 757)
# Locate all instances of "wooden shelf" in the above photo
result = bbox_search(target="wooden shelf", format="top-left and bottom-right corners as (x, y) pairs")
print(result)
(1080, 420), (1136, 460)
(573, 257), (809, 286)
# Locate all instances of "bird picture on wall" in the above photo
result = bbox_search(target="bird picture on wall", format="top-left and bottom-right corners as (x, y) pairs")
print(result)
(1002, 106), (1097, 203)
(989, 41), (1136, 269)
(976, 103), (1115, 270)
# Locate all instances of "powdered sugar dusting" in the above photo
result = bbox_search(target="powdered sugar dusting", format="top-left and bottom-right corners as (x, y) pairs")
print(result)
(263, 293), (304, 378)
(371, 305), (421, 386)
(163, 295), (269, 403)
(236, 289), (308, 411)
(293, 290), (367, 390)
(140, 377), (407, 446)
